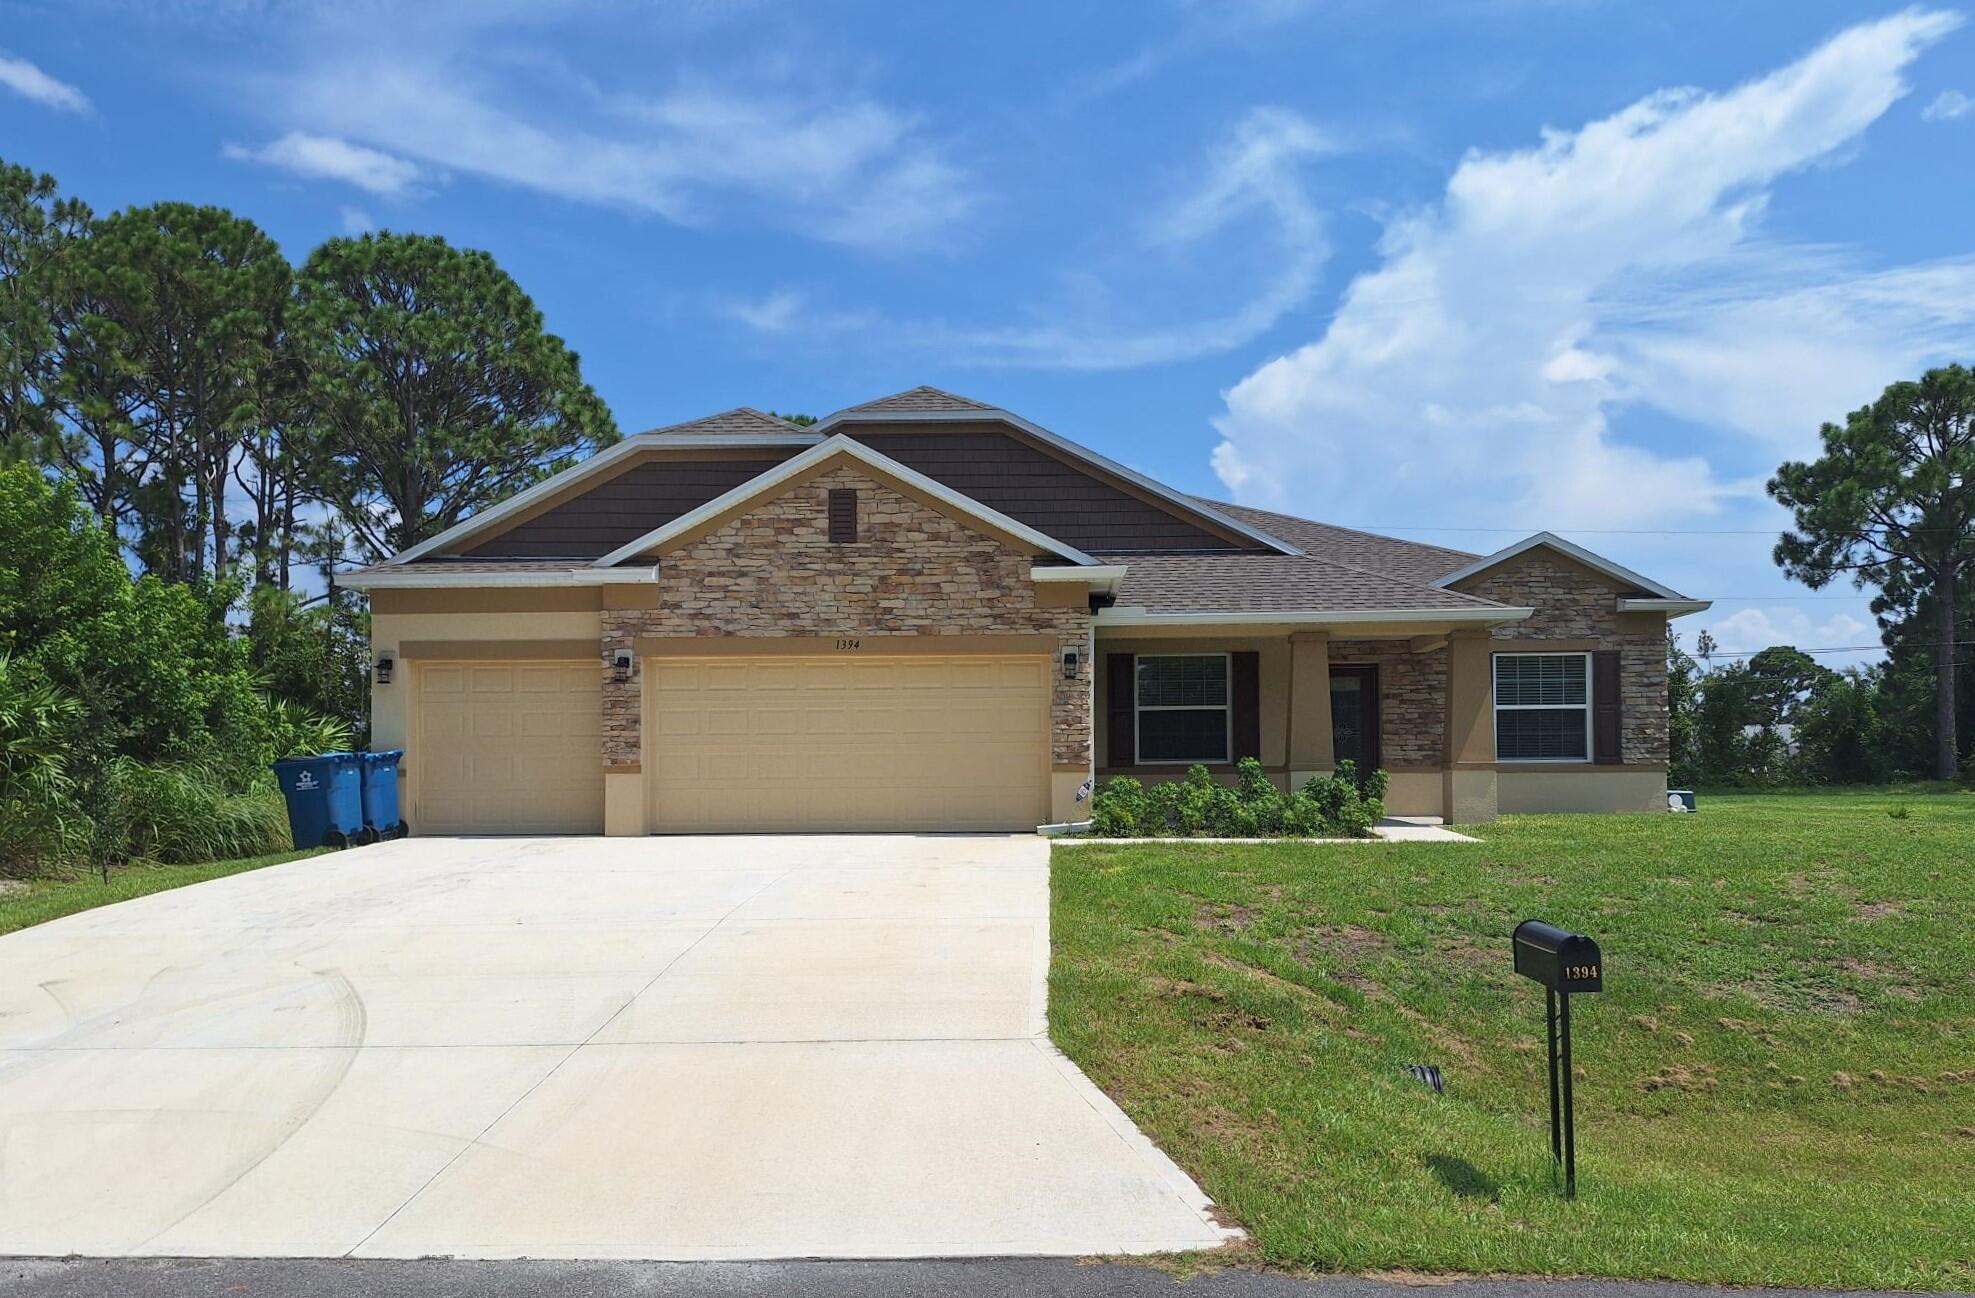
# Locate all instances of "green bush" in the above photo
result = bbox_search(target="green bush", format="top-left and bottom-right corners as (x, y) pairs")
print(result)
(0, 466), (343, 875)
(100, 759), (291, 865)
(1086, 757), (1387, 838)
(0, 654), (91, 876)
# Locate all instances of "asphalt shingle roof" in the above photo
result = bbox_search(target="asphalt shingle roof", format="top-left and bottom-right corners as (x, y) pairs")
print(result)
(835, 386), (996, 415)
(640, 408), (813, 437)
(1205, 501), (1478, 585)
(1091, 549), (1511, 615)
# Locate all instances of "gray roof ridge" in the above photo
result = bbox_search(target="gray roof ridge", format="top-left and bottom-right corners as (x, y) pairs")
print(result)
(1098, 545), (1515, 612)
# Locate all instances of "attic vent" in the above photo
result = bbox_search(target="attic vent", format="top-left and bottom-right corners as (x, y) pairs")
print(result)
(828, 488), (858, 543)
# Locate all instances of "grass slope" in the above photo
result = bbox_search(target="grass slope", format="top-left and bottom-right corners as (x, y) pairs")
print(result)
(1049, 788), (1975, 1290)
(0, 849), (322, 938)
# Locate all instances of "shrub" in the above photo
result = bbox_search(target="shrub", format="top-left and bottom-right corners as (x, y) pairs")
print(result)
(1084, 757), (1387, 839)
(1089, 776), (1147, 836)
(100, 759), (291, 865)
(0, 655), (90, 876)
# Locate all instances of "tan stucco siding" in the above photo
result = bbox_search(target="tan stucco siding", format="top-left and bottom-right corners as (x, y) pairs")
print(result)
(1498, 767), (1668, 813)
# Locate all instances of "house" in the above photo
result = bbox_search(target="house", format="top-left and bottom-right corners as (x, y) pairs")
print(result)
(341, 387), (1710, 835)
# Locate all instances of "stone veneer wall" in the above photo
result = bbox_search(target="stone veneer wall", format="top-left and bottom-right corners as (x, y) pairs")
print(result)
(1458, 552), (1669, 765)
(1329, 640), (1448, 768)
(600, 464), (1092, 768)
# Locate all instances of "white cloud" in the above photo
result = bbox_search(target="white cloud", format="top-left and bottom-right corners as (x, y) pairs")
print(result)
(225, 132), (422, 196)
(0, 51), (89, 113)
(1212, 9), (1972, 540)
(721, 108), (1336, 368)
(723, 288), (807, 334)
(932, 108), (1335, 368)
(264, 57), (969, 250)
(1922, 87), (1974, 119)
(1704, 606), (1872, 656)
(338, 204), (374, 234)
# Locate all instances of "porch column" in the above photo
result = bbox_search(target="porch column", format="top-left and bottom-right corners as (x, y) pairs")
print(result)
(1287, 631), (1334, 787)
(600, 607), (645, 836)
(1443, 629), (1499, 823)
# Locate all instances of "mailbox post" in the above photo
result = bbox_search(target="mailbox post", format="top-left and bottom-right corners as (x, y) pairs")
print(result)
(1512, 920), (1602, 1198)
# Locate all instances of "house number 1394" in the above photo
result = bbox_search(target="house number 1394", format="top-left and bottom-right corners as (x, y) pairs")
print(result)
(835, 638), (861, 651)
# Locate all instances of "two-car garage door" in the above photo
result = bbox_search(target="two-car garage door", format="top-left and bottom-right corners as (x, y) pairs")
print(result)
(647, 655), (1051, 833)
(411, 653), (1051, 834)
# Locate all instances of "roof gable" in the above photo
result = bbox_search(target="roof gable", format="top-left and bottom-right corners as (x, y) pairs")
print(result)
(595, 435), (1098, 567)
(1433, 531), (1689, 598)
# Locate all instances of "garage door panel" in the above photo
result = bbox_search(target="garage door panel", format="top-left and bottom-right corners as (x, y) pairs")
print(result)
(415, 659), (603, 835)
(649, 654), (1049, 833)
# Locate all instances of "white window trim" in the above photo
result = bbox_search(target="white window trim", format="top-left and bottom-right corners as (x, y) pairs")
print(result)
(1493, 651), (1592, 764)
(1134, 652), (1233, 766)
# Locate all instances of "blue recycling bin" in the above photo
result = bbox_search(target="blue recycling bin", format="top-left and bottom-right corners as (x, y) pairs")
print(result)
(359, 750), (408, 842)
(272, 752), (365, 848)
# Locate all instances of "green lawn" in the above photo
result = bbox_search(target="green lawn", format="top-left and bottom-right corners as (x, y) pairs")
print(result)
(0, 849), (323, 938)
(1049, 788), (1975, 1290)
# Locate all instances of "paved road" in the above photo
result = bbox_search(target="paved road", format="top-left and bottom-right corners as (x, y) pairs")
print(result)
(0, 1259), (1950, 1298)
(0, 835), (1226, 1259)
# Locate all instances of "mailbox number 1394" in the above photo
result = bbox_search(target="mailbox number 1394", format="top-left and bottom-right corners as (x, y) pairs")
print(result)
(1565, 964), (1600, 981)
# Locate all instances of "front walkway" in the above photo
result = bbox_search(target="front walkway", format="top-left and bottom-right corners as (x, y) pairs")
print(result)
(0, 836), (1231, 1259)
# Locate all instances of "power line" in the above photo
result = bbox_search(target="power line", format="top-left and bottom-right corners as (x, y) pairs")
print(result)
(1697, 640), (1975, 659)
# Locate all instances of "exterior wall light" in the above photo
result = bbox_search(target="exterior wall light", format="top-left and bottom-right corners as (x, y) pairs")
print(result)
(612, 650), (634, 683)
(1061, 648), (1080, 679)
(375, 655), (394, 685)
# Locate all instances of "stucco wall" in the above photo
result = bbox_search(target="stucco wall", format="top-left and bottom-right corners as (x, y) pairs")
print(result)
(600, 464), (1093, 770)
(1457, 551), (1670, 766)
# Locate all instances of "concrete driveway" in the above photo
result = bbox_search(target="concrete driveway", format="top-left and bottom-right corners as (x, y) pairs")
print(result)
(0, 836), (1231, 1260)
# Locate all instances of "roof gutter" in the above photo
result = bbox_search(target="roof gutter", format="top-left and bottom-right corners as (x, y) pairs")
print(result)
(1030, 564), (1128, 596)
(340, 566), (662, 590)
(1093, 605), (1535, 628)
(1617, 597), (1712, 617)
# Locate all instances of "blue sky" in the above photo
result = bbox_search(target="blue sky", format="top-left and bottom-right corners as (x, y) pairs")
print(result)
(5, 0), (1974, 663)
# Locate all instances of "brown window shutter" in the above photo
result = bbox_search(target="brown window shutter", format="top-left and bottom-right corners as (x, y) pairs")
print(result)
(1231, 651), (1261, 761)
(1106, 653), (1135, 767)
(827, 488), (857, 542)
(1592, 650), (1622, 764)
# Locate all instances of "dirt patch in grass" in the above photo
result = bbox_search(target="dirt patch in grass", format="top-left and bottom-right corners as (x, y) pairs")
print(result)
(1642, 1062), (1720, 1094)
(1196, 902), (1263, 936)
(1853, 900), (1905, 921)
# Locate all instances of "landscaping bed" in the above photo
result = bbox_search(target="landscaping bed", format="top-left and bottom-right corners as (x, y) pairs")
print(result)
(1048, 787), (1975, 1290)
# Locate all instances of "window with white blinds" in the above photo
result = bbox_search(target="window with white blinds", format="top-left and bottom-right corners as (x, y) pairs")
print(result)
(1494, 653), (1591, 762)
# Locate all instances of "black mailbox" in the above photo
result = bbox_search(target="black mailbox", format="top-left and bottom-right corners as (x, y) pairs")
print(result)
(1513, 920), (1603, 993)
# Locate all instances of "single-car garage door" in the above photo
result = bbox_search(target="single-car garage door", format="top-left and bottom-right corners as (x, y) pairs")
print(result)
(648, 655), (1051, 832)
(413, 660), (604, 834)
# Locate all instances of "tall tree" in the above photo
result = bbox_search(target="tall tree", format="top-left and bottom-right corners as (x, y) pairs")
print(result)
(0, 158), (90, 462)
(66, 203), (291, 580)
(293, 232), (616, 560)
(1770, 365), (1975, 779)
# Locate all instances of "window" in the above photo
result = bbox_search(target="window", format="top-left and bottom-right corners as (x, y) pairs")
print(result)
(1494, 653), (1590, 762)
(827, 488), (858, 542)
(1136, 654), (1230, 763)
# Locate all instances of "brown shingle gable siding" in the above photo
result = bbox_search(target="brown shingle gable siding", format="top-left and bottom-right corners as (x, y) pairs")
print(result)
(465, 454), (798, 557)
(848, 426), (1245, 552)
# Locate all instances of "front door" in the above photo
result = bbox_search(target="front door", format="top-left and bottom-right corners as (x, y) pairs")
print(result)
(1329, 665), (1380, 777)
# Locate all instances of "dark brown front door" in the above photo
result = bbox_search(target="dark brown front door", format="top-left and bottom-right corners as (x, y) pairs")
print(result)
(1329, 665), (1381, 776)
